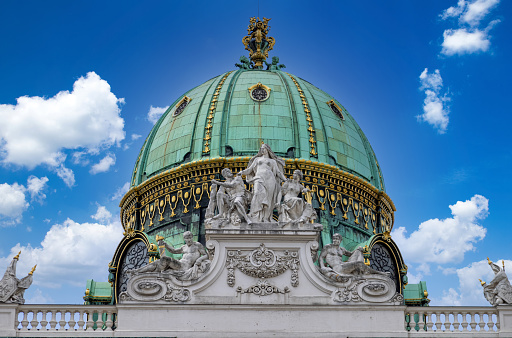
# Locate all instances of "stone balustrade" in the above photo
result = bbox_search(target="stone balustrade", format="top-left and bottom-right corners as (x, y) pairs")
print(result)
(1, 304), (511, 337)
(406, 306), (501, 336)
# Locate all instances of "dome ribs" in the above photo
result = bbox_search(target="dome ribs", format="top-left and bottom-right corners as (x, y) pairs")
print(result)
(286, 73), (318, 158)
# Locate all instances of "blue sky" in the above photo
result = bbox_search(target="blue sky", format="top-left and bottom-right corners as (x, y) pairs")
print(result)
(0, 1), (510, 305)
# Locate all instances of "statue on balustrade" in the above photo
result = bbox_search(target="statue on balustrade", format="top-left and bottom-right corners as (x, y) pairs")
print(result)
(206, 168), (252, 226)
(319, 233), (389, 280)
(277, 169), (317, 227)
(0, 252), (36, 304)
(131, 231), (210, 281)
(480, 257), (512, 306)
(238, 143), (287, 223)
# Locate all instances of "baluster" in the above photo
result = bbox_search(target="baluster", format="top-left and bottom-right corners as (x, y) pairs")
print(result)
(404, 312), (411, 331)
(77, 310), (85, 331)
(86, 311), (96, 330)
(416, 311), (425, 333)
(105, 310), (113, 330)
(49, 310), (58, 331)
(453, 312), (460, 331)
(425, 311), (433, 332)
(469, 311), (477, 331)
(68, 310), (76, 330)
(461, 312), (468, 331)
(435, 312), (443, 331)
(40, 310), (48, 330)
(494, 312), (500, 331)
(478, 312), (486, 331)
(58, 311), (66, 330)
(15, 310), (22, 330)
(21, 311), (29, 330)
(30, 310), (39, 330)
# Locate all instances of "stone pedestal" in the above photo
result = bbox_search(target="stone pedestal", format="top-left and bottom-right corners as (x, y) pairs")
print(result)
(0, 303), (17, 337)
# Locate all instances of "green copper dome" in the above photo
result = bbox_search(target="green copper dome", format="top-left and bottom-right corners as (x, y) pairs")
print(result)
(131, 69), (385, 191)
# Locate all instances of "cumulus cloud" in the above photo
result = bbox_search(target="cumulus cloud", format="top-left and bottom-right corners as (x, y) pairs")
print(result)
(440, 0), (500, 56)
(417, 68), (450, 133)
(0, 215), (123, 290)
(111, 182), (130, 202)
(441, 28), (491, 55)
(147, 106), (169, 124)
(0, 72), (125, 184)
(131, 134), (142, 141)
(26, 176), (49, 203)
(442, 0), (500, 26)
(54, 165), (75, 188)
(91, 204), (113, 223)
(90, 154), (116, 174)
(0, 176), (49, 226)
(393, 194), (488, 265)
(434, 259), (512, 306)
(0, 182), (29, 225)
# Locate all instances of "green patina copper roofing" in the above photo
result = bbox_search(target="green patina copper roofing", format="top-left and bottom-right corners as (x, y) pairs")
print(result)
(131, 69), (385, 191)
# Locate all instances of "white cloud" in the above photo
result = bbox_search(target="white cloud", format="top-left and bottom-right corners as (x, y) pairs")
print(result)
(0, 72), (125, 184)
(440, 0), (500, 56)
(0, 217), (123, 290)
(417, 68), (450, 133)
(0, 176), (49, 225)
(25, 288), (53, 304)
(90, 154), (116, 174)
(441, 28), (490, 55)
(0, 182), (28, 225)
(442, 0), (500, 26)
(91, 204), (113, 223)
(434, 259), (512, 306)
(131, 134), (142, 141)
(26, 176), (49, 203)
(393, 194), (488, 265)
(111, 182), (130, 201)
(147, 106), (169, 124)
(54, 165), (75, 188)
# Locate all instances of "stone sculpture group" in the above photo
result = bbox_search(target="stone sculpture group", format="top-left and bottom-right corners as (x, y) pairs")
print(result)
(121, 144), (404, 305)
(481, 258), (512, 306)
(206, 143), (317, 228)
(0, 252), (36, 304)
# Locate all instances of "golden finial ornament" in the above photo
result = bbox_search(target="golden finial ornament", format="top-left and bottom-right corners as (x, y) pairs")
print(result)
(487, 257), (492, 265)
(28, 265), (37, 275)
(479, 279), (486, 286)
(13, 251), (21, 260)
(242, 17), (275, 68)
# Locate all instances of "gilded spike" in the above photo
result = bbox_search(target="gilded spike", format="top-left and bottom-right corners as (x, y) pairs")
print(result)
(13, 251), (21, 260)
(29, 265), (37, 275)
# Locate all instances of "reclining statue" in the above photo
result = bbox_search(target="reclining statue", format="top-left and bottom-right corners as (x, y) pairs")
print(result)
(319, 233), (389, 281)
(131, 231), (210, 281)
(480, 258), (512, 306)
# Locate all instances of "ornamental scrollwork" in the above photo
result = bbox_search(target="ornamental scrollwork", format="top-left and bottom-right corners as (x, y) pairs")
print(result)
(226, 243), (299, 287)
(236, 279), (289, 297)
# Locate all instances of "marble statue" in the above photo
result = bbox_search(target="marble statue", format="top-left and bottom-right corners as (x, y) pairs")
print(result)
(481, 258), (512, 306)
(238, 143), (287, 223)
(209, 168), (252, 226)
(131, 231), (210, 281)
(319, 233), (389, 279)
(0, 252), (36, 304)
(278, 169), (317, 226)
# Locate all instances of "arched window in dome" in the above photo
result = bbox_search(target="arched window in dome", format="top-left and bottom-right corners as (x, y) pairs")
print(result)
(173, 96), (192, 117)
(327, 99), (345, 120)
